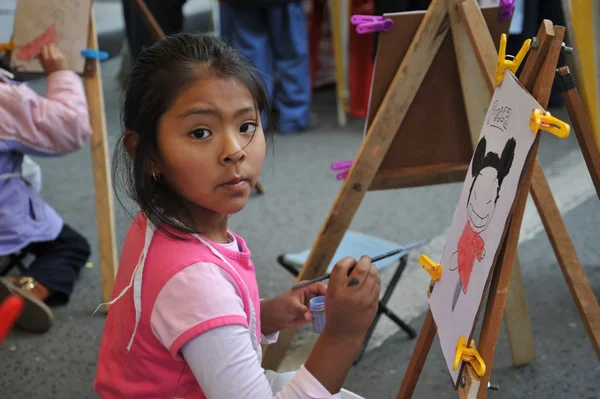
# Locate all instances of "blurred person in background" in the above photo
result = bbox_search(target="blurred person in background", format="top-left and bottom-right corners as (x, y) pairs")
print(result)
(219, 0), (315, 134)
(0, 45), (92, 334)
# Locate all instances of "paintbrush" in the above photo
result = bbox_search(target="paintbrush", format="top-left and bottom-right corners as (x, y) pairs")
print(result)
(291, 237), (431, 291)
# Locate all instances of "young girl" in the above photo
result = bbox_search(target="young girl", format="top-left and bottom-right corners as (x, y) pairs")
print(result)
(94, 33), (381, 398)
(0, 45), (92, 333)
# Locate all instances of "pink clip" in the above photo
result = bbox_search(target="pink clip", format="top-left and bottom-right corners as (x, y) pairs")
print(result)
(331, 159), (353, 171)
(350, 15), (381, 24)
(336, 169), (350, 180)
(331, 159), (353, 180)
(350, 14), (394, 35)
(499, 0), (515, 21)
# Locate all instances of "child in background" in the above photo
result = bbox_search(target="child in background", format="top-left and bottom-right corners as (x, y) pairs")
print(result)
(0, 44), (93, 333)
(94, 33), (380, 398)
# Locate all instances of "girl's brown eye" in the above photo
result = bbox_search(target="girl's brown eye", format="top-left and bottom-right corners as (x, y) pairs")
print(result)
(240, 123), (257, 134)
(189, 129), (211, 139)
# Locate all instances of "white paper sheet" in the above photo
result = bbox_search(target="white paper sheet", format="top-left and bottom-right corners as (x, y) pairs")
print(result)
(428, 69), (542, 385)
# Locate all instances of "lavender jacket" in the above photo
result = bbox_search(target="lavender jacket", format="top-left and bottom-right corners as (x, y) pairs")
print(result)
(0, 71), (93, 256)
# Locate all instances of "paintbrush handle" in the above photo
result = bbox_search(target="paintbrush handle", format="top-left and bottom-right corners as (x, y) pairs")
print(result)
(291, 274), (332, 291)
(291, 248), (406, 291)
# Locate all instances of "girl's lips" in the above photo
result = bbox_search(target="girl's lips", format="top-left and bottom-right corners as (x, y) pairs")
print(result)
(221, 177), (245, 186)
(219, 178), (249, 193)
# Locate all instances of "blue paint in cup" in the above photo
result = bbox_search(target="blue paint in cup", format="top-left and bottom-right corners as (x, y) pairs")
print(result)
(309, 296), (326, 333)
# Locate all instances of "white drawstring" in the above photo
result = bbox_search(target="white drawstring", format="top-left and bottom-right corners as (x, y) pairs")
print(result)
(93, 220), (155, 352)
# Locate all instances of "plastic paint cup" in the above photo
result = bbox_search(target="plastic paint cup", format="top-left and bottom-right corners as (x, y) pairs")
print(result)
(309, 296), (326, 333)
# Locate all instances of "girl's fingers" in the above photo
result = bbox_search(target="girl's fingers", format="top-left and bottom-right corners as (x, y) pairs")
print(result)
(346, 255), (371, 291)
(303, 282), (327, 298)
(371, 271), (382, 296)
(329, 257), (357, 291)
(361, 263), (377, 296)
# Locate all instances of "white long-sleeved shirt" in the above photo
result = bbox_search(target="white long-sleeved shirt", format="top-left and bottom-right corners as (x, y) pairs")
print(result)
(181, 325), (339, 398)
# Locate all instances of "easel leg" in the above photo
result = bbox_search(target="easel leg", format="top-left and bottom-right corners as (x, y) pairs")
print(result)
(556, 66), (600, 197)
(530, 161), (600, 357)
(133, 0), (166, 39)
(397, 311), (437, 399)
(448, 0), (495, 146)
(85, 6), (119, 307)
(503, 255), (536, 366)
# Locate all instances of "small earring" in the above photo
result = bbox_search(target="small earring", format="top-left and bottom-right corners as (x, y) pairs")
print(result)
(152, 171), (159, 181)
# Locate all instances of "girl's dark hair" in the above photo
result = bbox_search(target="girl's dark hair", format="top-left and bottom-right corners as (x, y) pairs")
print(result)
(113, 33), (275, 237)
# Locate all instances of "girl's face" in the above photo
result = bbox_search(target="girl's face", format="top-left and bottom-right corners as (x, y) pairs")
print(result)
(467, 168), (497, 234)
(155, 75), (266, 219)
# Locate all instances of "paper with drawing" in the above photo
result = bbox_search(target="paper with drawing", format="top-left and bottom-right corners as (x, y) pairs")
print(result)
(10, 0), (92, 74)
(428, 70), (541, 384)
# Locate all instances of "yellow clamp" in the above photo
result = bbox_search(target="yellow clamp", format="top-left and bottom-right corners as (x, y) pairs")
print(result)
(495, 33), (531, 87)
(419, 254), (442, 282)
(0, 40), (15, 52)
(453, 336), (486, 377)
(529, 109), (570, 138)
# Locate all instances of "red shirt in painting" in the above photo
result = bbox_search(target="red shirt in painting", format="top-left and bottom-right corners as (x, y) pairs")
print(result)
(456, 221), (485, 292)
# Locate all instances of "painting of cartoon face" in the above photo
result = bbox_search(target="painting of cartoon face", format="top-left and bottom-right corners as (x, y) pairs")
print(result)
(466, 136), (516, 234)
(467, 168), (497, 233)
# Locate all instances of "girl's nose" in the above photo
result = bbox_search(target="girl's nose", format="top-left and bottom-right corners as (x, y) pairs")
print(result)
(221, 136), (246, 165)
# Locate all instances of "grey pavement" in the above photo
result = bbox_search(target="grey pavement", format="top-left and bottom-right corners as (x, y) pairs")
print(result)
(0, 2), (599, 399)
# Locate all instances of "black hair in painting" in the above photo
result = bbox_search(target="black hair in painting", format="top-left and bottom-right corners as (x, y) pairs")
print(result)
(467, 136), (517, 205)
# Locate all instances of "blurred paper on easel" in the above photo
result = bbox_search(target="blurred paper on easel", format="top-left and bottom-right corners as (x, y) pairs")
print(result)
(9, 0), (92, 74)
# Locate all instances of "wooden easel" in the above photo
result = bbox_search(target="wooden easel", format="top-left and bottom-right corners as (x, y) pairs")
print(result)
(84, 6), (119, 308)
(262, 0), (525, 371)
(397, 17), (600, 399)
(131, 0), (266, 194)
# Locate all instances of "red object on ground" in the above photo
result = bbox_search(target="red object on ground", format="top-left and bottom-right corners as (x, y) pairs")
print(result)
(0, 295), (25, 344)
(348, 0), (375, 118)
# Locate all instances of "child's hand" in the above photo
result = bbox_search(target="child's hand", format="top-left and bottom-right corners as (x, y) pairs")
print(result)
(260, 282), (327, 335)
(39, 44), (68, 74)
(322, 256), (380, 341)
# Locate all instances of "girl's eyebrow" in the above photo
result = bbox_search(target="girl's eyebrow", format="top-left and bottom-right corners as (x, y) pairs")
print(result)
(178, 106), (256, 119)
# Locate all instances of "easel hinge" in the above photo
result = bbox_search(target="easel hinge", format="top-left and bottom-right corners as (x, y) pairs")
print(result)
(454, 336), (486, 377)
(529, 109), (571, 139)
(495, 34), (531, 87)
(419, 254), (442, 282)
(555, 69), (576, 92)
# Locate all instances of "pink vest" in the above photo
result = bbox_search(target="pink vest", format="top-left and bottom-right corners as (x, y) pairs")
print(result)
(94, 214), (262, 398)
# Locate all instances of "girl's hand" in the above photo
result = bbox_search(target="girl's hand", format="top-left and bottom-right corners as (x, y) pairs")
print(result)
(260, 282), (327, 335)
(39, 44), (68, 74)
(322, 256), (380, 341)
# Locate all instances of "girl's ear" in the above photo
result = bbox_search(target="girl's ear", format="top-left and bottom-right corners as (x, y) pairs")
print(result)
(124, 130), (162, 177)
(472, 136), (487, 177)
(498, 137), (516, 181)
